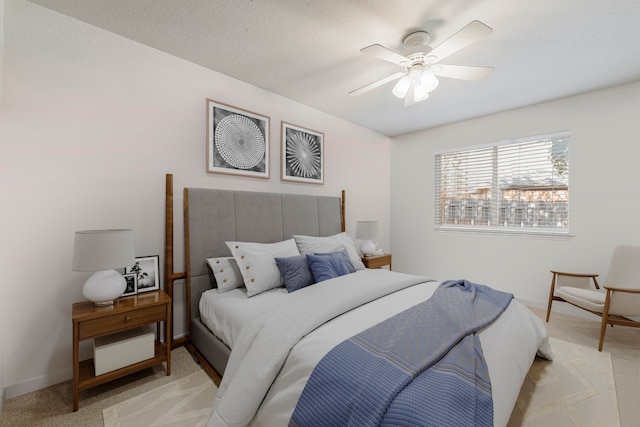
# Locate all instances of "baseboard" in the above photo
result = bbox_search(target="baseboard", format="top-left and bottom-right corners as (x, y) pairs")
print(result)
(5, 366), (72, 400)
(5, 333), (186, 400)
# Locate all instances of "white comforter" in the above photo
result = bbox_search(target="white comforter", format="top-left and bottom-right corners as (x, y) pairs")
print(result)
(207, 270), (552, 427)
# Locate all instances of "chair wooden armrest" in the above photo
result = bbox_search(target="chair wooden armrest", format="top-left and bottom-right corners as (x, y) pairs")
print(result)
(546, 270), (601, 322)
(550, 270), (600, 289)
(603, 285), (640, 294)
(550, 270), (599, 278)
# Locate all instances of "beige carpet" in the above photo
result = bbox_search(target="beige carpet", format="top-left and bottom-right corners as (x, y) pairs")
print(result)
(508, 338), (619, 426)
(0, 347), (204, 427)
(103, 370), (217, 427)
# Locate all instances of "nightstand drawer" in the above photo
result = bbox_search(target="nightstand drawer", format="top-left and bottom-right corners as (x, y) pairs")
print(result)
(78, 305), (166, 339)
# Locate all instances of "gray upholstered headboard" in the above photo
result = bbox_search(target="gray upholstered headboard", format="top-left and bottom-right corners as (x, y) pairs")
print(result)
(184, 187), (344, 326)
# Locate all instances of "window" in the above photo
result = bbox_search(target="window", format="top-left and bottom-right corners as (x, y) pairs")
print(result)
(435, 131), (570, 235)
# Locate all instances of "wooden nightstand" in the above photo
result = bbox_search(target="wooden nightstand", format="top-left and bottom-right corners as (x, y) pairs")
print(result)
(361, 253), (392, 270)
(71, 290), (171, 411)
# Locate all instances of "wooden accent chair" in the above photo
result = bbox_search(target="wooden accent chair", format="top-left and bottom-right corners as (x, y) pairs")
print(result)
(546, 244), (640, 351)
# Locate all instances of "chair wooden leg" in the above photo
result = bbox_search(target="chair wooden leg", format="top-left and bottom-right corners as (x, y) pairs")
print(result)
(598, 289), (613, 352)
(546, 273), (557, 322)
(598, 315), (608, 352)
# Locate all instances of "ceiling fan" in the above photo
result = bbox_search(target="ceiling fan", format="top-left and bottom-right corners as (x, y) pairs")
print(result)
(350, 20), (494, 106)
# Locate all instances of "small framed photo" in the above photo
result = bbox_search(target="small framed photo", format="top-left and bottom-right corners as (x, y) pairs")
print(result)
(125, 255), (160, 293)
(122, 273), (137, 296)
(207, 99), (270, 178)
(281, 122), (324, 184)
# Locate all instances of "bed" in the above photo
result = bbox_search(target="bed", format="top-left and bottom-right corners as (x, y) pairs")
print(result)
(163, 174), (552, 427)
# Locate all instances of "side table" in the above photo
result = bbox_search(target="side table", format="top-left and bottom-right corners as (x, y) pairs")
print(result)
(361, 253), (392, 270)
(72, 290), (171, 411)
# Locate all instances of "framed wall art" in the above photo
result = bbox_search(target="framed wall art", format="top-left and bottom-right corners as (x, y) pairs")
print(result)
(281, 122), (324, 184)
(207, 99), (270, 178)
(125, 255), (160, 293)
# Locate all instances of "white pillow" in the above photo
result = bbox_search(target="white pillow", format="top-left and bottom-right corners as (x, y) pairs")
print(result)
(206, 257), (243, 293)
(226, 239), (301, 297)
(293, 232), (366, 270)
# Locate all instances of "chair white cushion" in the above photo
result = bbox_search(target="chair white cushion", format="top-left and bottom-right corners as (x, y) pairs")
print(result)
(556, 286), (606, 313)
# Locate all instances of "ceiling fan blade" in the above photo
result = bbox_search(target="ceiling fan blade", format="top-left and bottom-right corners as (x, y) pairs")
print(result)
(428, 20), (493, 62)
(360, 44), (409, 66)
(349, 71), (406, 96)
(433, 64), (494, 81)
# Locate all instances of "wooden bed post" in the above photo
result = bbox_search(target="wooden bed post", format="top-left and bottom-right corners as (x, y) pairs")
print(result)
(341, 189), (346, 232)
(165, 174), (175, 301)
(183, 187), (191, 339)
(164, 174), (187, 348)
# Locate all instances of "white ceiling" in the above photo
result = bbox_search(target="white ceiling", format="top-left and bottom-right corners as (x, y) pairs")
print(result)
(26, 0), (640, 136)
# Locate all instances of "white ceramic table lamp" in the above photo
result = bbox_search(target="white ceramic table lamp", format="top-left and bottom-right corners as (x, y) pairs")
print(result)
(356, 221), (379, 257)
(72, 229), (135, 306)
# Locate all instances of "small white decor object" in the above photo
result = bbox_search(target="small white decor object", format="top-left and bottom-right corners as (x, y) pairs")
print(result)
(356, 221), (379, 256)
(93, 325), (155, 376)
(72, 229), (136, 306)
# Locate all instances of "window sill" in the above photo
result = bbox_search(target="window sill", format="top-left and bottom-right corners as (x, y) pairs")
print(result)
(435, 225), (573, 239)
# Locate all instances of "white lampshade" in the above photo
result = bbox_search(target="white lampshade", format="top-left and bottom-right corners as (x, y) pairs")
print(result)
(392, 75), (412, 98)
(356, 221), (379, 256)
(72, 229), (135, 306)
(419, 71), (440, 92)
(413, 81), (429, 103)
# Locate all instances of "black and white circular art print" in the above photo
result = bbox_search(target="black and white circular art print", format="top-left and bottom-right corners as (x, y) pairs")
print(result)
(215, 114), (266, 170)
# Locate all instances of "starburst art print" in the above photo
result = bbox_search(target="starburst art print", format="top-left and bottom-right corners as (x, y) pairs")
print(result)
(281, 122), (324, 184)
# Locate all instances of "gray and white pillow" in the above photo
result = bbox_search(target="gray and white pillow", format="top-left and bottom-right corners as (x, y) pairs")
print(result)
(226, 238), (301, 297)
(206, 257), (243, 293)
(293, 232), (366, 270)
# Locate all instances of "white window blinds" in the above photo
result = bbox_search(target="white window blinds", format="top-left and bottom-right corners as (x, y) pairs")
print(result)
(435, 131), (570, 235)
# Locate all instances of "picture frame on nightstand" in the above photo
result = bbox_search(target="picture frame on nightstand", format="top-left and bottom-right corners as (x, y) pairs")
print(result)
(125, 255), (160, 293)
(122, 273), (137, 296)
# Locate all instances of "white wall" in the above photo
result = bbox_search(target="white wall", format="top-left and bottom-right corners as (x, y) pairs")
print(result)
(391, 81), (640, 305)
(1, 0), (391, 398)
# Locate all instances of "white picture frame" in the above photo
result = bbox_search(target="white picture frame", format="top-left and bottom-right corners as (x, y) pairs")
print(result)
(125, 255), (160, 293)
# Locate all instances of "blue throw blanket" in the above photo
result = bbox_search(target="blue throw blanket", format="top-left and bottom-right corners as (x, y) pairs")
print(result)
(290, 279), (513, 427)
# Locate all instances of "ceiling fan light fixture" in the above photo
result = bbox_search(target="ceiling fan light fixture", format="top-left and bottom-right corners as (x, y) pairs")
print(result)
(392, 75), (412, 98)
(419, 71), (439, 93)
(413, 86), (429, 102)
(412, 79), (429, 102)
(351, 20), (493, 106)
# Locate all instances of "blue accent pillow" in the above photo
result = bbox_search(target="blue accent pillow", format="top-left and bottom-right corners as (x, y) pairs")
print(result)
(306, 250), (356, 283)
(275, 255), (315, 293)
